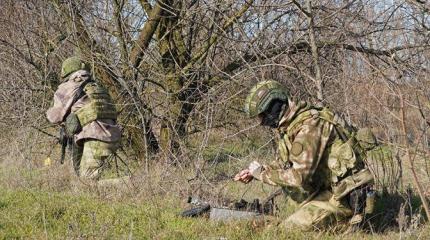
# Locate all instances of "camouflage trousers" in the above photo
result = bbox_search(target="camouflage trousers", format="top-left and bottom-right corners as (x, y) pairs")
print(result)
(283, 190), (353, 231)
(69, 140), (119, 180)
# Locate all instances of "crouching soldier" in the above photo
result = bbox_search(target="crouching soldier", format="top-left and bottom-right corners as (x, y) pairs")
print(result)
(46, 56), (121, 181)
(235, 80), (375, 231)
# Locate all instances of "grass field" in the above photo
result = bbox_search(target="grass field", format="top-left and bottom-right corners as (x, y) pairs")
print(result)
(0, 165), (429, 240)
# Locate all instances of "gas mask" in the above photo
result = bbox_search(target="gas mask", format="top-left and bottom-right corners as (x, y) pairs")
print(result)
(259, 100), (286, 128)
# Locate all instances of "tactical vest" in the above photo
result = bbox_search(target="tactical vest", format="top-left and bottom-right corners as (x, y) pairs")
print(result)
(75, 82), (117, 127)
(278, 107), (373, 194)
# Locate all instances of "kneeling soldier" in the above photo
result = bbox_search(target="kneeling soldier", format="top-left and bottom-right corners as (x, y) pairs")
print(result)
(235, 80), (374, 230)
(47, 56), (121, 180)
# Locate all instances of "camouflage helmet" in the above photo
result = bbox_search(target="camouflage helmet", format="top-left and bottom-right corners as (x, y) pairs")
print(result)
(60, 56), (90, 79)
(244, 80), (289, 118)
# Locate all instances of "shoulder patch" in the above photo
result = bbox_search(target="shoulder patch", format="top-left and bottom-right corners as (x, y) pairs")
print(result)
(291, 142), (303, 156)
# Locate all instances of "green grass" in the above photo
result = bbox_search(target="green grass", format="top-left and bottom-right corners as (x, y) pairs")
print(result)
(0, 187), (285, 239)
(0, 142), (429, 239)
(1, 186), (429, 239)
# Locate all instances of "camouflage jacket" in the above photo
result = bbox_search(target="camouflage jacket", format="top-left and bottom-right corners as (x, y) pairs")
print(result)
(250, 100), (355, 195)
(46, 70), (121, 144)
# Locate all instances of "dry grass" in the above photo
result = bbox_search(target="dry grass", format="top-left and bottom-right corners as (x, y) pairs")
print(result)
(1, 146), (429, 239)
(0, 118), (428, 239)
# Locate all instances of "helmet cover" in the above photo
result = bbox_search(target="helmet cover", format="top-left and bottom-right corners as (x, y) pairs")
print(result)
(61, 56), (90, 79)
(244, 80), (289, 118)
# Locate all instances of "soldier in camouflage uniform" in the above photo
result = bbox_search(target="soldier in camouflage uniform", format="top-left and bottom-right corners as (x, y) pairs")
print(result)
(47, 56), (121, 180)
(234, 80), (374, 230)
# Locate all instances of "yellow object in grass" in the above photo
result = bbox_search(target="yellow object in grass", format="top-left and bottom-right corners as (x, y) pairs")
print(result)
(43, 157), (52, 166)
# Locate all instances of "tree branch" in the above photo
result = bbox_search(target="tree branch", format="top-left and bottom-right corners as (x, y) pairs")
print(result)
(182, 0), (255, 73)
(139, 0), (153, 15)
(305, 0), (323, 102)
(291, 0), (311, 17)
(113, 0), (129, 63)
(405, 0), (430, 13)
(0, 38), (41, 71)
(129, 1), (165, 69)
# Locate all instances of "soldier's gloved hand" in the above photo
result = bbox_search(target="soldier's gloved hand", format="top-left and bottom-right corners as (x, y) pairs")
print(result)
(234, 169), (254, 183)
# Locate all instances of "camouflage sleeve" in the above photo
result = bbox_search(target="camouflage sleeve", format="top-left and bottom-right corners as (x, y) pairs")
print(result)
(251, 118), (332, 188)
(46, 81), (83, 124)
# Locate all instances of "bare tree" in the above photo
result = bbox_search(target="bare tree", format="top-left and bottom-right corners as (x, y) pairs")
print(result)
(0, 2), (429, 215)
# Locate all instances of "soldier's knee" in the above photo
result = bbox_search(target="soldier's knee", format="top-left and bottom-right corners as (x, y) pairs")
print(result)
(283, 211), (336, 231)
(282, 216), (313, 231)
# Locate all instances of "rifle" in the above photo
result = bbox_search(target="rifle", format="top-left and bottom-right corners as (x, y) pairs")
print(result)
(261, 188), (283, 214)
(181, 188), (283, 220)
(59, 126), (68, 164)
(31, 125), (59, 140)
(31, 125), (68, 164)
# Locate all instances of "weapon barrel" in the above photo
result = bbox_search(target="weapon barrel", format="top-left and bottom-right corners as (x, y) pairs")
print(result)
(59, 127), (67, 164)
